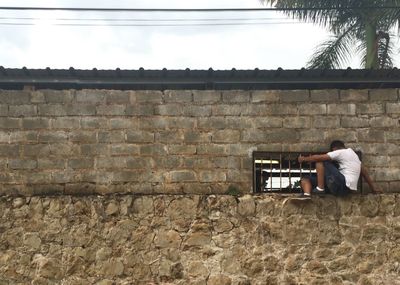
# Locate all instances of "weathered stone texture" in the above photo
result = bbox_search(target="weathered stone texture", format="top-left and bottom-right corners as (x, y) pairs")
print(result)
(386, 102), (400, 114)
(131, 90), (163, 104)
(222, 90), (251, 103)
(327, 104), (357, 115)
(251, 90), (280, 103)
(369, 89), (398, 101)
(279, 90), (310, 102)
(0, 88), (398, 195)
(0, 194), (398, 284)
(340, 89), (369, 102)
(310, 89), (339, 102)
(9, 105), (37, 117)
(193, 90), (221, 103)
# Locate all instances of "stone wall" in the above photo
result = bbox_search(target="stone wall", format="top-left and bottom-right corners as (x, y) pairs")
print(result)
(1, 194), (399, 284)
(0, 88), (399, 195)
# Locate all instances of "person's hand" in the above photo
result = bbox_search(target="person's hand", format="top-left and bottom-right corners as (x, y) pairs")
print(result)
(371, 186), (384, 194)
(298, 155), (305, 163)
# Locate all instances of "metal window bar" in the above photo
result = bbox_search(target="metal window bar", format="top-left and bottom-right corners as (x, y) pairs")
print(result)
(288, 154), (291, 191)
(252, 151), (363, 194)
(270, 155), (272, 192)
(299, 153), (302, 180)
(279, 153), (282, 191)
(259, 159), (263, 193)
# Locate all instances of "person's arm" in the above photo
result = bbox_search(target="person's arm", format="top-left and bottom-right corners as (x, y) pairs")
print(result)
(298, 154), (331, 163)
(361, 165), (383, 194)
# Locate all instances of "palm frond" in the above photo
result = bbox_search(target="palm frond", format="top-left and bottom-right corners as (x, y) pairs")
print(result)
(307, 30), (355, 69)
(377, 31), (395, 68)
(260, 0), (345, 28)
(357, 30), (396, 68)
(356, 40), (368, 67)
(376, 1), (400, 35)
(260, 0), (400, 68)
(261, 0), (400, 30)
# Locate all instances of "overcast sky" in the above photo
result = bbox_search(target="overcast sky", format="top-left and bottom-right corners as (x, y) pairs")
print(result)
(0, 0), (398, 70)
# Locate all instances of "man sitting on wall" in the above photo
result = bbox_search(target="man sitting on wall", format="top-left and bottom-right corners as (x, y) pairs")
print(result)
(297, 140), (382, 198)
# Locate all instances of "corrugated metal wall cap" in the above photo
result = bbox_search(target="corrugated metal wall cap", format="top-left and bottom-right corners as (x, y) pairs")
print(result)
(0, 67), (399, 90)
(1, 66), (399, 76)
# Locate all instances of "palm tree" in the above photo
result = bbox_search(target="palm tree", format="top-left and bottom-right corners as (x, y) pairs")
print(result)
(261, 0), (400, 69)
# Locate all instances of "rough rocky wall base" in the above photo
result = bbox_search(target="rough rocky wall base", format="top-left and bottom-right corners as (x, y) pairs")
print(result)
(1, 193), (399, 285)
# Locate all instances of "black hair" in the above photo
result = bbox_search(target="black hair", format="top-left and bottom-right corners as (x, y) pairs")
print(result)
(330, 140), (345, 151)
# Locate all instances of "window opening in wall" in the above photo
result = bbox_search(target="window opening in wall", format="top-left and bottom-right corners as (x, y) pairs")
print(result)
(253, 151), (362, 194)
(253, 152), (318, 193)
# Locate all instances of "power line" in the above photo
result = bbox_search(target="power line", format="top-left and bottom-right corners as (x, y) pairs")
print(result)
(0, 6), (397, 27)
(0, 6), (399, 12)
(0, 14), (305, 27)
(0, 16), (291, 22)
(0, 21), (304, 27)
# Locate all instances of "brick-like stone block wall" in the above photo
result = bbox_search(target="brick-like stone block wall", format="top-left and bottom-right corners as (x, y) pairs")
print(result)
(0, 88), (399, 195)
(1, 194), (399, 284)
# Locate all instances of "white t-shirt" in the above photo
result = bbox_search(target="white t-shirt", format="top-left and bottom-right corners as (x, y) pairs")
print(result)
(327, 148), (361, 191)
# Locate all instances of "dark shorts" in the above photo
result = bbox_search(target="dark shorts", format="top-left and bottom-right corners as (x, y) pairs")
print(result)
(304, 161), (350, 195)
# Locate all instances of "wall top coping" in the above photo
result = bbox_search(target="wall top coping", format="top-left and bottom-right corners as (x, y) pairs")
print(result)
(1, 67), (400, 90)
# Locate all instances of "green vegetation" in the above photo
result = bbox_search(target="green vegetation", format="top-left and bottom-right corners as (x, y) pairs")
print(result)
(262, 0), (400, 69)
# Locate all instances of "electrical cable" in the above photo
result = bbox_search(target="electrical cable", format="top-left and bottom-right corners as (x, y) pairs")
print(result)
(0, 21), (304, 27)
(0, 6), (399, 12)
(0, 6), (397, 27)
(0, 15), (304, 27)
(0, 16), (290, 22)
